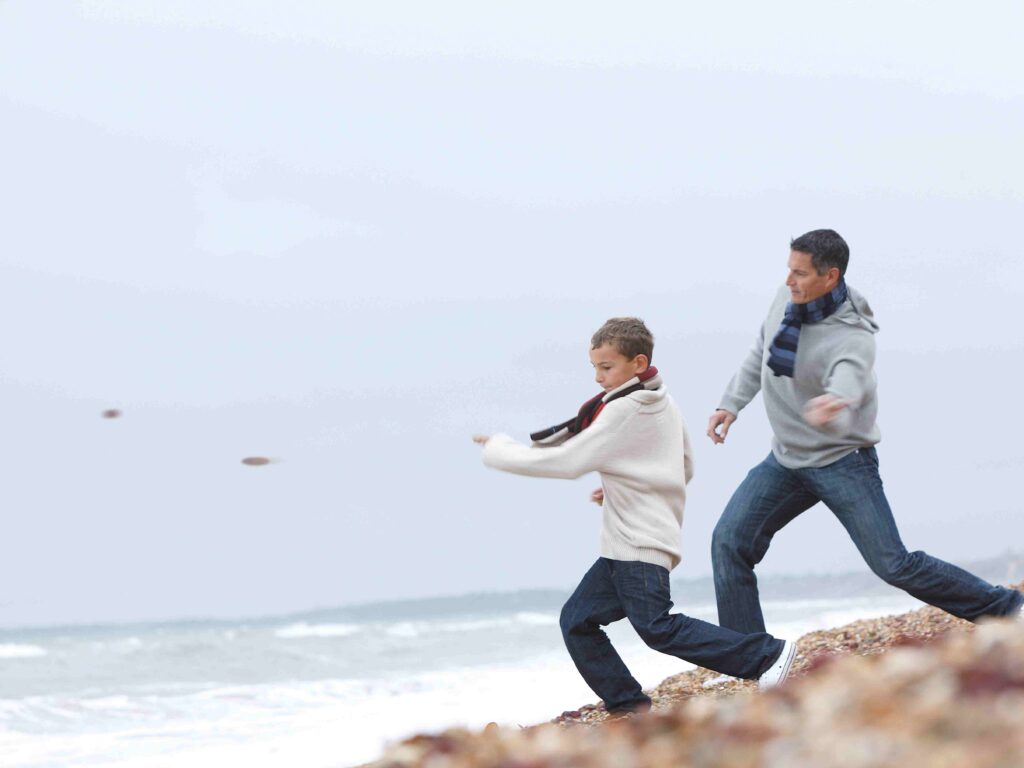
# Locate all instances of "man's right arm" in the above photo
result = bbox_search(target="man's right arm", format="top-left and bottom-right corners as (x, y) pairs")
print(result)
(707, 323), (765, 444)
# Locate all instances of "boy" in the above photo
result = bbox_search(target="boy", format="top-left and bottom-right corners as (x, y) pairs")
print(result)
(473, 317), (796, 715)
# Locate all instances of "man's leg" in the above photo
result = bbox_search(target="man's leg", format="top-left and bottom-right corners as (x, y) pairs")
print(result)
(559, 558), (649, 712)
(808, 447), (1023, 621)
(712, 453), (820, 633)
(613, 560), (786, 680)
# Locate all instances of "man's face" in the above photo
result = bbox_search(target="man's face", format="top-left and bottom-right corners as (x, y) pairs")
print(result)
(786, 250), (840, 304)
(589, 343), (647, 392)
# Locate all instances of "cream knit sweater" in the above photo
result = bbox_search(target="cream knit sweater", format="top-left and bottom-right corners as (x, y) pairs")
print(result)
(481, 384), (694, 571)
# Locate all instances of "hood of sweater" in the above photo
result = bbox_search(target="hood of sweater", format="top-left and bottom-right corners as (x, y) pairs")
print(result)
(612, 382), (670, 412)
(835, 285), (879, 333)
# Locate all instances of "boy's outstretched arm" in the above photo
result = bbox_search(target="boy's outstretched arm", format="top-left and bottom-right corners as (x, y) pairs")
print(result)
(475, 439), (613, 503)
(473, 404), (627, 480)
(477, 433), (600, 479)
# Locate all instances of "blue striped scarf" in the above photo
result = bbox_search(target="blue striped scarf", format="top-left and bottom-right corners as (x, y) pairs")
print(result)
(767, 279), (849, 378)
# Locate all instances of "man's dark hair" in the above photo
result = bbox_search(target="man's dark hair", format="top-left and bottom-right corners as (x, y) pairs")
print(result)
(790, 229), (850, 277)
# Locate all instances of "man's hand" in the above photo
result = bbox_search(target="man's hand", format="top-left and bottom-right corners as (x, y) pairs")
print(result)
(472, 434), (491, 446)
(590, 488), (604, 505)
(707, 409), (737, 445)
(803, 395), (848, 427)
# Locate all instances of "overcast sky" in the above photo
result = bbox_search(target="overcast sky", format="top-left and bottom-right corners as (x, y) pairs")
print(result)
(2, 1), (1023, 628)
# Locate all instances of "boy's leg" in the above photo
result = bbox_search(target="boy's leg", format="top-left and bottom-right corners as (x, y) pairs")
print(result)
(560, 558), (650, 712)
(807, 447), (1023, 621)
(712, 453), (820, 633)
(613, 559), (785, 680)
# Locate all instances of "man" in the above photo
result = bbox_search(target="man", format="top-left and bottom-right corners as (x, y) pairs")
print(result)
(706, 228), (1022, 634)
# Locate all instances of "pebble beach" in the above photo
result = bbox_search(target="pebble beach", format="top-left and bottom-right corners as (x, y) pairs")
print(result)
(366, 587), (1024, 767)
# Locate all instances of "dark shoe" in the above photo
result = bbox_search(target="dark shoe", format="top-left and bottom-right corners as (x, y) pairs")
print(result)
(605, 699), (652, 719)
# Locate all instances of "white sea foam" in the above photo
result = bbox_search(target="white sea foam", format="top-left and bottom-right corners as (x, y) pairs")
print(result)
(423, 612), (559, 633)
(273, 622), (361, 639)
(0, 643), (46, 659)
(386, 622), (420, 638)
(0, 636), (678, 768)
(764, 595), (923, 642)
(513, 611), (559, 626)
(380, 612), (558, 638)
(89, 636), (145, 654)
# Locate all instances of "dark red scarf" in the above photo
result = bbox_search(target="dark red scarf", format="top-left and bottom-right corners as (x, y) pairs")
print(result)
(530, 367), (661, 444)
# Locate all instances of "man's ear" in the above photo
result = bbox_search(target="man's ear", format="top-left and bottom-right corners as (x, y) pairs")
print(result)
(827, 267), (841, 290)
(634, 354), (650, 374)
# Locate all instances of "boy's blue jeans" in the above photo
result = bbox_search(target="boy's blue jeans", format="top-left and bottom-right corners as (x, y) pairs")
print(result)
(712, 447), (1024, 634)
(560, 557), (784, 712)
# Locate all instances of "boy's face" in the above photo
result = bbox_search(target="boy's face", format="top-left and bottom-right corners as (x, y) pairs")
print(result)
(589, 343), (649, 392)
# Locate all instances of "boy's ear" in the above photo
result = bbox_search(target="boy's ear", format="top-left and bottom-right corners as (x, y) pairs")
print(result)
(634, 354), (650, 373)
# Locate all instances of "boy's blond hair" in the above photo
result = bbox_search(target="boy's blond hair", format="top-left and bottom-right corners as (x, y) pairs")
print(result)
(591, 317), (654, 362)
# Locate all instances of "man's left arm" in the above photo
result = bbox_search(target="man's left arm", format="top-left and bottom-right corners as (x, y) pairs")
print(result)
(805, 333), (876, 433)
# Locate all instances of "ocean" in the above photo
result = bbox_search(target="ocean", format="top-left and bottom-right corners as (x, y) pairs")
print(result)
(1, 557), (1017, 768)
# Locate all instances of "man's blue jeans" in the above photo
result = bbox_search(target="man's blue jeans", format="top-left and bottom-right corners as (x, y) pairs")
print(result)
(712, 447), (1023, 634)
(560, 557), (785, 712)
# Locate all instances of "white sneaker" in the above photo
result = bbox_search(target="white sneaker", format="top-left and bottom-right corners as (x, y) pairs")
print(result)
(758, 640), (797, 690)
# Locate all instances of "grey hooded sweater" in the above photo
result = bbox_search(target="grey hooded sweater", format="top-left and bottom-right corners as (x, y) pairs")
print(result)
(719, 285), (881, 469)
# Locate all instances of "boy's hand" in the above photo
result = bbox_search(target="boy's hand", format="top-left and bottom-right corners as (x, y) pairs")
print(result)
(472, 434), (491, 446)
(590, 488), (604, 505)
(706, 409), (737, 445)
(803, 395), (848, 427)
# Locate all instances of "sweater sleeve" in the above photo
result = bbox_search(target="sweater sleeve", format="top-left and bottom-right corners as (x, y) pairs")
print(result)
(822, 330), (876, 436)
(481, 404), (630, 479)
(718, 322), (766, 415)
(682, 422), (694, 485)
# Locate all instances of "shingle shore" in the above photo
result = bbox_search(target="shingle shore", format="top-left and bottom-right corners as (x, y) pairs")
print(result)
(367, 588), (1024, 767)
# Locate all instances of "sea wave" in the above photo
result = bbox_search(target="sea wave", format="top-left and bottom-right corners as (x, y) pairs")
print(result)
(0, 643), (674, 767)
(274, 622), (361, 639)
(0, 643), (46, 659)
(383, 612), (559, 638)
(276, 612), (559, 641)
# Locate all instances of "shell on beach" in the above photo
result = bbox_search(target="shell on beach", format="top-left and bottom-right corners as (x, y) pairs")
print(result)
(368, 591), (1024, 768)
